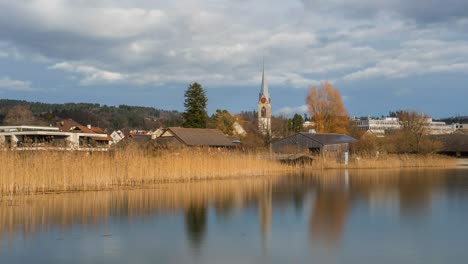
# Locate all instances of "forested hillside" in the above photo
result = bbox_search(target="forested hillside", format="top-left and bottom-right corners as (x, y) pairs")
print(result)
(0, 99), (183, 130)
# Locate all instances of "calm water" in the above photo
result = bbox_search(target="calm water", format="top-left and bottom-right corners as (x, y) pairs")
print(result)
(1, 168), (468, 264)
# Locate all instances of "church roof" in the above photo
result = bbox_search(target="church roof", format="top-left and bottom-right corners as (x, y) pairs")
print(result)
(259, 63), (270, 100)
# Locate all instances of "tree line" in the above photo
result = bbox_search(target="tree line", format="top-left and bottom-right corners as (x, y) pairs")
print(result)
(0, 99), (183, 130)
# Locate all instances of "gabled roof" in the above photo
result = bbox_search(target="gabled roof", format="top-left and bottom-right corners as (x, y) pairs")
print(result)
(163, 127), (234, 147)
(74, 125), (94, 133)
(55, 119), (82, 132)
(299, 133), (357, 145)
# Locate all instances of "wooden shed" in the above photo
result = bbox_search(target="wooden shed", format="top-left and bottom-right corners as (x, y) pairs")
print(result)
(272, 132), (357, 156)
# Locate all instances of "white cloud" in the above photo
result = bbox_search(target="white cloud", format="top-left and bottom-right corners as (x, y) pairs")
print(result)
(0, 77), (34, 91)
(343, 39), (468, 81)
(49, 62), (127, 85)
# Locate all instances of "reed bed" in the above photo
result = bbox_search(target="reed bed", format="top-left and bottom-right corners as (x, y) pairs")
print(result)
(300, 153), (456, 170)
(0, 147), (457, 196)
(0, 148), (287, 196)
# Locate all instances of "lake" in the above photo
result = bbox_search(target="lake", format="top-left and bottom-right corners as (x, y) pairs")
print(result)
(1, 168), (468, 264)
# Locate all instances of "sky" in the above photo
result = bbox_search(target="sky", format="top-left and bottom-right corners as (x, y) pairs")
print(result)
(0, 0), (468, 118)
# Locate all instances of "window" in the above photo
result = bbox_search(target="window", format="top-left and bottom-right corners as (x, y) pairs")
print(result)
(261, 107), (267, 118)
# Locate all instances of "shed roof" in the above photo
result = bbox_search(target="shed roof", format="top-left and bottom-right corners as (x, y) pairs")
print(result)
(298, 133), (357, 145)
(272, 132), (356, 151)
(164, 127), (234, 147)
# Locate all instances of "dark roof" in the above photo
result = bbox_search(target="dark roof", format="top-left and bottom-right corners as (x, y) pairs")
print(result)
(432, 134), (468, 152)
(272, 132), (357, 152)
(163, 127), (234, 147)
(298, 133), (357, 145)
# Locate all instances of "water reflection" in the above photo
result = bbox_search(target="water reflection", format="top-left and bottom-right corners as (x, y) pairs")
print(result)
(185, 204), (207, 250)
(1, 168), (468, 263)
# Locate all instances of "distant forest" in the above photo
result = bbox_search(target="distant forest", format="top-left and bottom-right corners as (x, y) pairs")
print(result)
(437, 116), (468, 124)
(0, 99), (183, 130)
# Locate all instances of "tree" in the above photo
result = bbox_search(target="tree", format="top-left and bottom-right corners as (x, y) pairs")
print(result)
(289, 113), (304, 133)
(306, 82), (349, 134)
(182, 82), (208, 128)
(388, 110), (436, 153)
(211, 109), (235, 135)
(3, 105), (35, 125)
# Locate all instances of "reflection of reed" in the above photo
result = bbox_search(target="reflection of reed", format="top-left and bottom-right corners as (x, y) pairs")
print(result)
(0, 178), (279, 239)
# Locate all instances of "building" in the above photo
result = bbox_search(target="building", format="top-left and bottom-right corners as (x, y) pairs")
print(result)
(272, 132), (356, 156)
(110, 130), (125, 144)
(354, 117), (456, 136)
(353, 117), (400, 137)
(427, 119), (457, 135)
(157, 127), (235, 148)
(232, 121), (247, 137)
(454, 123), (468, 132)
(258, 63), (271, 136)
(0, 125), (111, 150)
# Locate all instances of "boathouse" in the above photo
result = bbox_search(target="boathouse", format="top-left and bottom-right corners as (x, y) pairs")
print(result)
(272, 132), (356, 156)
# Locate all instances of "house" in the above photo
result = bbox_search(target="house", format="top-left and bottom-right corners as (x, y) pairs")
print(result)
(272, 132), (357, 156)
(232, 121), (247, 137)
(110, 130), (125, 144)
(157, 127), (234, 148)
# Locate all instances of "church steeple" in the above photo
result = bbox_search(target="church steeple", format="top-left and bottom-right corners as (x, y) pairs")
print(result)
(258, 60), (271, 136)
(259, 61), (270, 102)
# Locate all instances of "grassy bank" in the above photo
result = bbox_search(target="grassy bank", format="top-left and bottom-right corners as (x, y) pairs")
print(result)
(0, 148), (457, 196)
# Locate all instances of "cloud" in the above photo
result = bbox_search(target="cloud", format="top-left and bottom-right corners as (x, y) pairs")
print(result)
(300, 0), (468, 23)
(343, 39), (468, 81)
(277, 104), (308, 116)
(0, 0), (468, 92)
(49, 62), (127, 85)
(0, 77), (34, 91)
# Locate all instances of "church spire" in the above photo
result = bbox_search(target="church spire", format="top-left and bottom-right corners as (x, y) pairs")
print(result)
(259, 59), (270, 101)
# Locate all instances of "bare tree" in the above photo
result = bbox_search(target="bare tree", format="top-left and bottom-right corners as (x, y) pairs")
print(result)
(3, 105), (35, 125)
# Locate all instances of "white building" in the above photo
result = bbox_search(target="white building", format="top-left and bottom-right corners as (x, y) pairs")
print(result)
(353, 117), (455, 136)
(0, 125), (110, 150)
(353, 117), (400, 137)
(426, 119), (457, 135)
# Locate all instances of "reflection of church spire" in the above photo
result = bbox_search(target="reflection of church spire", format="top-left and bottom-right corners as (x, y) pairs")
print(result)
(259, 183), (272, 251)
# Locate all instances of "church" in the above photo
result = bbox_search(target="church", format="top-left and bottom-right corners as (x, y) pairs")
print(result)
(258, 65), (272, 136)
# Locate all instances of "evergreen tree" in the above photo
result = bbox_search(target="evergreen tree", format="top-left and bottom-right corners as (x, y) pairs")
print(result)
(289, 113), (304, 133)
(182, 82), (208, 128)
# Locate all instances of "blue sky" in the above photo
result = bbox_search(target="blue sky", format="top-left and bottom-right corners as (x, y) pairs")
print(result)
(0, 0), (467, 118)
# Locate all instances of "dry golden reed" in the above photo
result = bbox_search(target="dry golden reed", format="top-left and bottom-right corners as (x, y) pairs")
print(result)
(0, 147), (457, 196)
(299, 153), (457, 170)
(0, 148), (287, 195)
